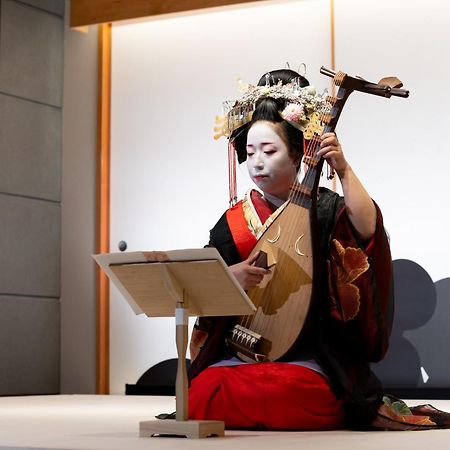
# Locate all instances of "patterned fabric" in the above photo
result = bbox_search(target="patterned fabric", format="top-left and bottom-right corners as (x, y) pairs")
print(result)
(225, 190), (285, 259)
(328, 239), (370, 321)
(324, 204), (394, 363)
(188, 188), (449, 430)
(186, 189), (450, 430)
(372, 396), (450, 430)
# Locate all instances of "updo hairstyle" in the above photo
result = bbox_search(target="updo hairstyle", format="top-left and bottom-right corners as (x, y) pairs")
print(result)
(231, 69), (309, 166)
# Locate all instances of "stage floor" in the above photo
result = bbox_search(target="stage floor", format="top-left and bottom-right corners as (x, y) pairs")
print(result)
(0, 395), (450, 449)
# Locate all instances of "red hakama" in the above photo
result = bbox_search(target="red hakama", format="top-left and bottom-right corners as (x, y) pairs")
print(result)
(189, 362), (344, 430)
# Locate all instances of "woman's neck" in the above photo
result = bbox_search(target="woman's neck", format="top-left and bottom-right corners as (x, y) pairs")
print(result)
(263, 192), (287, 210)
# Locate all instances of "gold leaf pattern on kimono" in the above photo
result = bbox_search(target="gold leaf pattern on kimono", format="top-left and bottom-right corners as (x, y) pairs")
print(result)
(329, 239), (370, 321)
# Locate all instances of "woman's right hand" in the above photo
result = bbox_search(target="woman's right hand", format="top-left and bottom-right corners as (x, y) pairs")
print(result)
(230, 251), (271, 290)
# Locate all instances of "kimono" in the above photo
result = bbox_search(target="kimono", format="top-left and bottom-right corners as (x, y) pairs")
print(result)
(187, 187), (391, 428)
(187, 188), (450, 430)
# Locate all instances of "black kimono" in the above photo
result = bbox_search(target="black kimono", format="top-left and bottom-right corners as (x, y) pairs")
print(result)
(189, 187), (394, 429)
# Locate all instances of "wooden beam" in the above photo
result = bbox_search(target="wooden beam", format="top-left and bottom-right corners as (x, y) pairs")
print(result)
(71, 0), (264, 27)
(96, 23), (112, 395)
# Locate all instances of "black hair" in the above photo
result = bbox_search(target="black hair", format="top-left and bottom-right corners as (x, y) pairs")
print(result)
(231, 68), (309, 165)
(256, 69), (309, 89)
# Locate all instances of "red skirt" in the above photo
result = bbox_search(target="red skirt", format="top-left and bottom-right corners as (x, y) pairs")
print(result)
(189, 362), (344, 430)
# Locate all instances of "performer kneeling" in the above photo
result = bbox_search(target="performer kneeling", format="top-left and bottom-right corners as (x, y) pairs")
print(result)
(188, 68), (393, 430)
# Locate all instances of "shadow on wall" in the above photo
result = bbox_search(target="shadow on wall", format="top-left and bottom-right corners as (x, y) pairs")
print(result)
(372, 259), (450, 390)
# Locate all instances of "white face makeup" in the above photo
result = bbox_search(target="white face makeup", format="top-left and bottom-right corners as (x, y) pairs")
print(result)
(246, 121), (298, 200)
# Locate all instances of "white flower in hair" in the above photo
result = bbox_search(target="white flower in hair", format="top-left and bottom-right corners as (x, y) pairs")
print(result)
(281, 103), (305, 122)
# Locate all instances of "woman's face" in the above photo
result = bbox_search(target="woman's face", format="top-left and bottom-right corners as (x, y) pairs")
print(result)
(246, 121), (298, 200)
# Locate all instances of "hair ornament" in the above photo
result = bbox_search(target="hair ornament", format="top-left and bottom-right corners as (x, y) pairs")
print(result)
(213, 77), (331, 140)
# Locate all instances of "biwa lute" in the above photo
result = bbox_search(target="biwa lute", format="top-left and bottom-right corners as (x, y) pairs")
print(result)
(226, 67), (409, 362)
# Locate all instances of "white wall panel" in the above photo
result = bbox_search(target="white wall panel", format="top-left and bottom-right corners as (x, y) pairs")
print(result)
(110, 0), (331, 394)
(334, 0), (450, 282)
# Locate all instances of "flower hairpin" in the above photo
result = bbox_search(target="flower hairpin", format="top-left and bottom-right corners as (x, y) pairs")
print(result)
(214, 78), (331, 140)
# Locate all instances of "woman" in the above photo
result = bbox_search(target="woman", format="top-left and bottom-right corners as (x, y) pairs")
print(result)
(188, 68), (394, 430)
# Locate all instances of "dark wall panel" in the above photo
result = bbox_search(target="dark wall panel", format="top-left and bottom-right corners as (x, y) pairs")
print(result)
(0, 0), (64, 395)
(0, 194), (60, 297)
(18, 0), (64, 16)
(0, 0), (64, 106)
(0, 93), (62, 201)
(0, 295), (60, 395)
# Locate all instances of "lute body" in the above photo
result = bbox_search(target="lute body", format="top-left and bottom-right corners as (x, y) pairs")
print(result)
(229, 195), (320, 362)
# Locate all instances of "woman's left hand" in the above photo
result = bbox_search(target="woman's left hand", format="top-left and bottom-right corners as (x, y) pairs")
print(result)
(318, 132), (377, 240)
(317, 132), (348, 176)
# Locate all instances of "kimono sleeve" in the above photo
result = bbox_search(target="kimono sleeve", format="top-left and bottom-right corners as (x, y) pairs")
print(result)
(188, 212), (242, 380)
(327, 202), (394, 362)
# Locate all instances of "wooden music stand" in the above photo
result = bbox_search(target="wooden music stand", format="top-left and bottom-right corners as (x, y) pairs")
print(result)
(93, 248), (256, 438)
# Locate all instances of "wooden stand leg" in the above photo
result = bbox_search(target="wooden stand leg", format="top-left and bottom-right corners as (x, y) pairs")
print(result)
(139, 301), (224, 438)
(175, 302), (188, 421)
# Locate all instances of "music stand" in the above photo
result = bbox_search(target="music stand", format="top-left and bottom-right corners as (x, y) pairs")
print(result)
(93, 248), (256, 438)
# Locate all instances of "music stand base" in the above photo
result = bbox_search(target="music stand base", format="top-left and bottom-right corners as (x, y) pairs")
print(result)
(140, 419), (225, 438)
